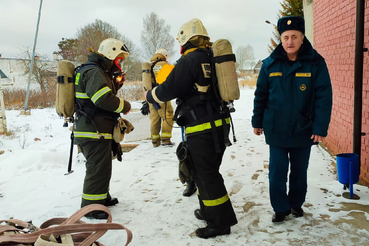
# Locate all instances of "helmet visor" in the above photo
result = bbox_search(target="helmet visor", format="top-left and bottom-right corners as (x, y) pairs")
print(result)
(114, 57), (125, 71)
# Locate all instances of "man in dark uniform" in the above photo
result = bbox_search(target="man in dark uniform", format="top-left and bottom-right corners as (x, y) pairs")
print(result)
(73, 38), (131, 219)
(146, 18), (237, 238)
(252, 16), (332, 223)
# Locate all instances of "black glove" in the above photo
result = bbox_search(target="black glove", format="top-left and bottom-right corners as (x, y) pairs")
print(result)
(140, 101), (150, 115)
(112, 141), (123, 162)
(176, 142), (194, 184)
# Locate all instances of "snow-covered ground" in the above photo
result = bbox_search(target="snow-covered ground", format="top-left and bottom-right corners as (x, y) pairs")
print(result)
(1, 88), (369, 246)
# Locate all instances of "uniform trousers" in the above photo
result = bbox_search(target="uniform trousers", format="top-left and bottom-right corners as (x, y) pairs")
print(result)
(149, 101), (174, 142)
(187, 127), (237, 228)
(79, 140), (113, 207)
(268, 145), (312, 212)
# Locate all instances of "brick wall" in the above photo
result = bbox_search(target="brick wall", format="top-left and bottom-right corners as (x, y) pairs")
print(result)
(314, 0), (369, 186)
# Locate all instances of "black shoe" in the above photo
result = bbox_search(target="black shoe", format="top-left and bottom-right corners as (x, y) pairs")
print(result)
(272, 210), (291, 223)
(105, 197), (119, 207)
(195, 226), (231, 239)
(291, 207), (304, 217)
(183, 180), (197, 197)
(194, 209), (205, 220)
(85, 211), (109, 220)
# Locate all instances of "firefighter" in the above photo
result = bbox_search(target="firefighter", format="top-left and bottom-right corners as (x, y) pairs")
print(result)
(73, 38), (131, 219)
(148, 48), (175, 147)
(146, 18), (237, 238)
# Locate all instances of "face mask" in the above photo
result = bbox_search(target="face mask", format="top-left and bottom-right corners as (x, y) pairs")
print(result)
(114, 57), (125, 71)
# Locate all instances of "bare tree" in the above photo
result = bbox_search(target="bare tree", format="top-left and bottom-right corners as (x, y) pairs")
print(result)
(75, 19), (137, 63)
(19, 48), (54, 93)
(140, 12), (175, 61)
(57, 19), (138, 76)
(236, 45), (255, 72)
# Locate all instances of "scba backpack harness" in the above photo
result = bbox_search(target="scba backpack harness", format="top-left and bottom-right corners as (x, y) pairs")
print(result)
(174, 39), (240, 151)
(56, 60), (105, 128)
(56, 60), (104, 174)
(56, 61), (131, 173)
(175, 39), (240, 182)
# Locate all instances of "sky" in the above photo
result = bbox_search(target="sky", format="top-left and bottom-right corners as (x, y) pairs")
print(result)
(0, 0), (282, 62)
(1, 88), (369, 245)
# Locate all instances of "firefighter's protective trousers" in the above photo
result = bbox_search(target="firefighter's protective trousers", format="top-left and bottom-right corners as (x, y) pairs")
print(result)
(187, 126), (238, 228)
(79, 140), (112, 207)
(149, 101), (174, 142)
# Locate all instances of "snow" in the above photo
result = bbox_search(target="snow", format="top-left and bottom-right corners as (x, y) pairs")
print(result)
(1, 88), (369, 246)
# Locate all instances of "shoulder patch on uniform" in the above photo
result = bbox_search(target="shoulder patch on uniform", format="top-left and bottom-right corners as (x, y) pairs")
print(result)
(153, 65), (163, 76)
(296, 73), (311, 77)
(201, 63), (211, 78)
(269, 72), (282, 77)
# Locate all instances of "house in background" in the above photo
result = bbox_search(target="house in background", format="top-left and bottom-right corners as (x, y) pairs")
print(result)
(237, 59), (262, 75)
(304, 0), (369, 187)
(0, 55), (58, 90)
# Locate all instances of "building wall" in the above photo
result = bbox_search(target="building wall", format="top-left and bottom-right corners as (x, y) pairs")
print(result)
(314, 0), (369, 186)
(303, 0), (314, 45)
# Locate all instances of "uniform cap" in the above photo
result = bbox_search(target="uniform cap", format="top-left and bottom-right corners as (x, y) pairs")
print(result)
(277, 16), (305, 35)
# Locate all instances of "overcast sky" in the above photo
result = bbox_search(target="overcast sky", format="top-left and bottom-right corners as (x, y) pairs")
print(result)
(0, 0), (282, 61)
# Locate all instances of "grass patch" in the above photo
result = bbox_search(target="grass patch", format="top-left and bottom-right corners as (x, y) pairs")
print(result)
(239, 74), (258, 89)
(3, 80), (145, 110)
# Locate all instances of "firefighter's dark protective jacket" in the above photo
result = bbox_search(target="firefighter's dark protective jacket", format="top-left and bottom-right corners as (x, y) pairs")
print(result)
(73, 52), (130, 144)
(147, 43), (237, 228)
(146, 44), (230, 135)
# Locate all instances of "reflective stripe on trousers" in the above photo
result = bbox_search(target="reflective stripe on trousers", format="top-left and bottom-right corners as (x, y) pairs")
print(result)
(185, 118), (230, 135)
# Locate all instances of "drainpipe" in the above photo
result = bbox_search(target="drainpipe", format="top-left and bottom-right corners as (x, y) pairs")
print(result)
(353, 0), (366, 173)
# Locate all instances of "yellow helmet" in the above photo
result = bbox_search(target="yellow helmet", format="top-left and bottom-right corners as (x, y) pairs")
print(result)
(155, 48), (169, 60)
(176, 18), (209, 46)
(97, 38), (130, 60)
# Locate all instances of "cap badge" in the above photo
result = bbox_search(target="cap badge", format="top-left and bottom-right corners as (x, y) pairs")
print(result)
(287, 20), (292, 25)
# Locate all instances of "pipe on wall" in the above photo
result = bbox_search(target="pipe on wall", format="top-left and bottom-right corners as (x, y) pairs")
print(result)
(353, 0), (366, 172)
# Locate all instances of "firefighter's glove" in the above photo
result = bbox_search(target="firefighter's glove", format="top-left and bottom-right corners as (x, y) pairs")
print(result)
(112, 141), (123, 162)
(176, 141), (194, 184)
(140, 101), (150, 115)
(179, 160), (191, 184)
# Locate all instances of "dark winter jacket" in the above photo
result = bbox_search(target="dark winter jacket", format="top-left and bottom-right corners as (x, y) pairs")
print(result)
(146, 44), (230, 136)
(251, 37), (332, 147)
(73, 52), (130, 144)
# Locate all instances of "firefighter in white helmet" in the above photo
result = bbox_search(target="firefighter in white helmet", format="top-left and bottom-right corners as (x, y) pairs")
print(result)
(73, 38), (131, 220)
(145, 18), (238, 238)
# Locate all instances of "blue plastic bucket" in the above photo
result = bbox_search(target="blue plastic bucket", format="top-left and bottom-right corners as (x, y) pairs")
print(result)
(336, 153), (359, 185)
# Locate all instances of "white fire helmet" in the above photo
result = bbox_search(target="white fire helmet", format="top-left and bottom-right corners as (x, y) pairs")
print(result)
(176, 18), (209, 46)
(98, 38), (130, 60)
(155, 48), (169, 60)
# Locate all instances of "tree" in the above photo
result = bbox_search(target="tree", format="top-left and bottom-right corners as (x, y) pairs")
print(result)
(236, 45), (255, 72)
(58, 38), (79, 61)
(140, 12), (175, 61)
(19, 48), (54, 93)
(268, 0), (304, 53)
(57, 19), (138, 76)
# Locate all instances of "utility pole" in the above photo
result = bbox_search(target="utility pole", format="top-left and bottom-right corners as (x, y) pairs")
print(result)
(23, 0), (43, 114)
